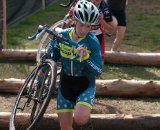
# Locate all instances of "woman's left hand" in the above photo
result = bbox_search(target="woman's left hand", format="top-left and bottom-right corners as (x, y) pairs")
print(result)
(77, 46), (88, 58)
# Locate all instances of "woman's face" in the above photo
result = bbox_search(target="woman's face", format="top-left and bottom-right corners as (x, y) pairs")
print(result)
(76, 22), (91, 38)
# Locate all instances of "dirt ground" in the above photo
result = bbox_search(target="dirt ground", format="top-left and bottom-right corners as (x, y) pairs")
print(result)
(1, 94), (160, 115)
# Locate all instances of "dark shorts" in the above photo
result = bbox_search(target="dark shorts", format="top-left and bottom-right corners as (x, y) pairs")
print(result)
(57, 74), (96, 112)
(111, 9), (126, 26)
(60, 74), (89, 103)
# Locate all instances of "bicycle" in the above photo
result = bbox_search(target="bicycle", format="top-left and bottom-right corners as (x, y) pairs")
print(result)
(9, 24), (84, 130)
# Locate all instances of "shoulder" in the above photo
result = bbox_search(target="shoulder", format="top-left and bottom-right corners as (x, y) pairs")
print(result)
(60, 28), (72, 35)
(59, 28), (73, 38)
(86, 32), (100, 47)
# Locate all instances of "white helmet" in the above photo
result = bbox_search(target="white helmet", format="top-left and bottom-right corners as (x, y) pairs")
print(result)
(73, 0), (99, 25)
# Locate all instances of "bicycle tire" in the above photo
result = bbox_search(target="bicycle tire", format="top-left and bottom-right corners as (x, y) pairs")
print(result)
(10, 59), (57, 130)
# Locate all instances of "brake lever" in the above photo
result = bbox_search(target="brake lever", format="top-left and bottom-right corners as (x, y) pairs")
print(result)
(28, 25), (47, 40)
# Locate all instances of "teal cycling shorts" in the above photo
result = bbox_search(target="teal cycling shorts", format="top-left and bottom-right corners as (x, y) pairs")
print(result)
(56, 86), (96, 113)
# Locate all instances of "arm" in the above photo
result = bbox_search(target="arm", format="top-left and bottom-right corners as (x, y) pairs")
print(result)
(99, 14), (117, 34)
(77, 38), (102, 77)
(98, 1), (117, 35)
(46, 40), (61, 62)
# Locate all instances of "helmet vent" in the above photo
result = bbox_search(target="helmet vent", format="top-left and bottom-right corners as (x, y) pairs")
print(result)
(84, 4), (87, 9)
(78, 10), (84, 22)
(91, 5), (94, 10)
(84, 11), (89, 22)
(92, 14), (98, 23)
(90, 13), (94, 23)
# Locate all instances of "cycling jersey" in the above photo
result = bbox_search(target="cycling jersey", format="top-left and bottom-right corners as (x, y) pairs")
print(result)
(90, 0), (113, 59)
(48, 28), (102, 77)
(90, 0), (113, 36)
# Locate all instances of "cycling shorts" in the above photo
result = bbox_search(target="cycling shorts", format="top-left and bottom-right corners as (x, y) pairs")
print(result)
(111, 9), (126, 26)
(57, 74), (96, 113)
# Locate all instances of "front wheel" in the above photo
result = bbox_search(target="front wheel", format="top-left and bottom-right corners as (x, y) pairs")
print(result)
(10, 59), (57, 130)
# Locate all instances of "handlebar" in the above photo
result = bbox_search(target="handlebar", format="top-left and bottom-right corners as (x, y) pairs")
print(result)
(28, 25), (68, 43)
(28, 24), (84, 62)
(28, 24), (81, 48)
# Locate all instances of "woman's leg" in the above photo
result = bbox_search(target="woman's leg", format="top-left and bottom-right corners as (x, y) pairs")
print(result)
(58, 112), (73, 130)
(74, 104), (91, 126)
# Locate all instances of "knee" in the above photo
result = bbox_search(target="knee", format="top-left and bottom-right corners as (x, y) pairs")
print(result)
(74, 113), (90, 126)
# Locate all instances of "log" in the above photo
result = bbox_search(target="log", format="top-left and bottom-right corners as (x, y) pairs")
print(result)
(96, 79), (160, 97)
(0, 49), (37, 61)
(1, 78), (160, 97)
(1, 112), (160, 130)
(0, 78), (24, 93)
(1, 49), (160, 66)
(104, 51), (160, 66)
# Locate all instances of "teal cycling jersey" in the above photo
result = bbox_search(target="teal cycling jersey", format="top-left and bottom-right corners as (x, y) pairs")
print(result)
(47, 28), (102, 85)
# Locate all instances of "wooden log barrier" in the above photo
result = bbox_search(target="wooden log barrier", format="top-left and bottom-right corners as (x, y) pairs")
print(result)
(1, 78), (160, 97)
(1, 49), (160, 66)
(104, 51), (160, 66)
(1, 112), (160, 130)
(0, 78), (24, 93)
(0, 49), (37, 61)
(96, 79), (160, 97)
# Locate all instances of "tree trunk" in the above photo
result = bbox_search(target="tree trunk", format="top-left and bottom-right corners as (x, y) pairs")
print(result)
(1, 112), (160, 130)
(0, 78), (24, 93)
(1, 79), (160, 97)
(0, 49), (36, 61)
(96, 79), (160, 97)
(1, 50), (160, 66)
(104, 51), (160, 66)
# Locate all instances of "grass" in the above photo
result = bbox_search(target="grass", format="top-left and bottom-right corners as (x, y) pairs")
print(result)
(3, 0), (160, 80)
(107, 0), (160, 52)
(101, 64), (160, 80)
(7, 0), (68, 49)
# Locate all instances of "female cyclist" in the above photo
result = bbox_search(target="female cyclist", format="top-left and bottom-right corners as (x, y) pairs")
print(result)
(49, 1), (102, 129)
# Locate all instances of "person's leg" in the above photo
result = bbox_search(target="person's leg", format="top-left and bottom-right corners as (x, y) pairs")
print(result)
(74, 104), (91, 126)
(58, 112), (74, 130)
(57, 85), (74, 130)
(110, 9), (126, 51)
(74, 86), (95, 129)
(111, 26), (126, 51)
